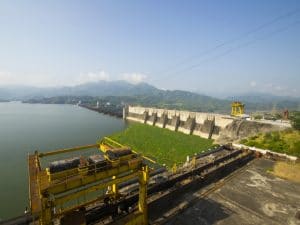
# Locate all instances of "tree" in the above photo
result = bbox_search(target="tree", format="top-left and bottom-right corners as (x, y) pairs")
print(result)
(290, 111), (300, 130)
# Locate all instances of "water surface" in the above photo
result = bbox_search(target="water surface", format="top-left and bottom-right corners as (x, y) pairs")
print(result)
(0, 102), (125, 220)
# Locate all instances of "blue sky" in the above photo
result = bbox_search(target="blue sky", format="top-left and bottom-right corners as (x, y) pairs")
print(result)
(0, 0), (299, 97)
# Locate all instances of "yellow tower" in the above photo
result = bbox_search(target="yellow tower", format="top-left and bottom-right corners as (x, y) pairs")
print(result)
(231, 101), (245, 117)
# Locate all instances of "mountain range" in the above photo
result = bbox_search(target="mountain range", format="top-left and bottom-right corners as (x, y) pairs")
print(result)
(0, 81), (160, 99)
(1, 80), (299, 112)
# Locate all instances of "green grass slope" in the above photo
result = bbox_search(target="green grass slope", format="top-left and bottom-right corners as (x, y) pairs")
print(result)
(240, 129), (300, 157)
(109, 123), (214, 167)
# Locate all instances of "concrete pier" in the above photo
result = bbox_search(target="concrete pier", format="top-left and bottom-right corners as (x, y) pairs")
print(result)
(178, 116), (196, 135)
(147, 112), (157, 126)
(157, 113), (168, 128)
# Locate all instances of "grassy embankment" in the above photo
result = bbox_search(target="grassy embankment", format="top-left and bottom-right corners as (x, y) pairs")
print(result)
(240, 129), (300, 157)
(270, 161), (300, 183)
(109, 123), (214, 167)
(240, 129), (300, 183)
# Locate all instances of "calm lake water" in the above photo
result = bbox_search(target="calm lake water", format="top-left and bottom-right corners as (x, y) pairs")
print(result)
(0, 102), (126, 220)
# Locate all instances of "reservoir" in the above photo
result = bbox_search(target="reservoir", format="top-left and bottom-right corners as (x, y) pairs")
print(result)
(0, 102), (126, 220)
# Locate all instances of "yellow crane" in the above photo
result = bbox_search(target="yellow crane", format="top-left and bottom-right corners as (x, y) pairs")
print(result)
(231, 101), (245, 117)
(28, 140), (149, 225)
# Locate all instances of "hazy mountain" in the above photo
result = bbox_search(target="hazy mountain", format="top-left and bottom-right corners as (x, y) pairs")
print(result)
(1, 81), (299, 112)
(227, 93), (300, 111)
(0, 81), (161, 100)
(124, 90), (232, 113)
(229, 92), (300, 103)
(128, 90), (300, 112)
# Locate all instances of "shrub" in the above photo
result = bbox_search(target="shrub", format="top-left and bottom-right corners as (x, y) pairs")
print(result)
(290, 112), (300, 131)
(239, 130), (300, 157)
(271, 132), (280, 142)
(264, 132), (272, 140)
(254, 114), (263, 120)
(240, 139), (247, 144)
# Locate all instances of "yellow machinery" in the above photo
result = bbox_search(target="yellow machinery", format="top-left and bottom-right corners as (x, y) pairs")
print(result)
(28, 140), (149, 225)
(231, 101), (245, 117)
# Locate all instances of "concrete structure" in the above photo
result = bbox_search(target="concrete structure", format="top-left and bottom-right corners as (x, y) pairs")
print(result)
(124, 106), (291, 141)
(124, 106), (234, 139)
(164, 158), (300, 225)
(233, 143), (298, 162)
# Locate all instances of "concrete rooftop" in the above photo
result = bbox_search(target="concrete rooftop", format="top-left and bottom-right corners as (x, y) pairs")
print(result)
(165, 159), (300, 225)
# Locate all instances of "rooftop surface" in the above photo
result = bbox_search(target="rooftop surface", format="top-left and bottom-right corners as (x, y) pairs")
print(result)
(165, 158), (300, 225)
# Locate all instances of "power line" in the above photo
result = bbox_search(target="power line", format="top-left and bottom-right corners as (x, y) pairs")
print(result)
(166, 20), (300, 79)
(151, 8), (300, 83)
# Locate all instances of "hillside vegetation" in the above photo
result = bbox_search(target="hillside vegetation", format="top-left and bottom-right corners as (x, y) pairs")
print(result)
(109, 123), (214, 167)
(24, 92), (300, 114)
(23, 91), (232, 113)
(290, 111), (300, 130)
(240, 129), (300, 157)
(14, 80), (300, 112)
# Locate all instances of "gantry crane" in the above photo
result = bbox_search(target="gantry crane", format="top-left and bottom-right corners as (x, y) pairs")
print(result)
(28, 139), (149, 225)
(231, 101), (245, 117)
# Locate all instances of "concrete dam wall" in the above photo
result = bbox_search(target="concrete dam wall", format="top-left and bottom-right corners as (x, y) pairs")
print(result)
(123, 106), (234, 139)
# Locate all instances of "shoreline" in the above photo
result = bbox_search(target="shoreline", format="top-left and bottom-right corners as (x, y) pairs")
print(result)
(79, 104), (123, 118)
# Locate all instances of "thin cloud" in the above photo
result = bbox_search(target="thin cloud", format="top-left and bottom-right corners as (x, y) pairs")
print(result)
(262, 83), (299, 96)
(0, 70), (111, 87)
(250, 81), (257, 87)
(121, 73), (147, 84)
(0, 71), (14, 85)
(0, 71), (55, 87)
(74, 71), (110, 85)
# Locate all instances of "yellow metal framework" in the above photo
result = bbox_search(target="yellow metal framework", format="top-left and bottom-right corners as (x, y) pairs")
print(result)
(99, 137), (157, 164)
(28, 140), (149, 225)
(231, 101), (245, 117)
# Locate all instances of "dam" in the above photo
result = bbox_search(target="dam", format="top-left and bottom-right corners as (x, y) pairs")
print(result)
(124, 105), (236, 139)
(123, 105), (290, 141)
